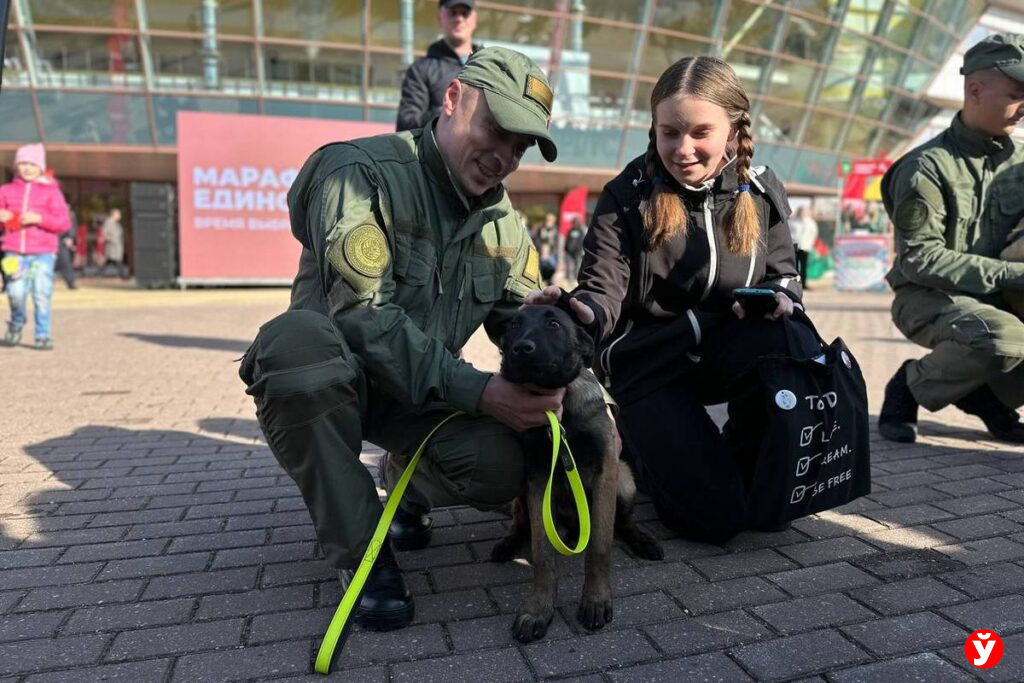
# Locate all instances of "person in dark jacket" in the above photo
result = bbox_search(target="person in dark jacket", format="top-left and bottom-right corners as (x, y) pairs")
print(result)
(396, 0), (480, 132)
(527, 56), (820, 544)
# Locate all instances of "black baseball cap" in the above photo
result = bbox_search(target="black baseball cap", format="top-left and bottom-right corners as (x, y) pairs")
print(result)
(440, 0), (475, 9)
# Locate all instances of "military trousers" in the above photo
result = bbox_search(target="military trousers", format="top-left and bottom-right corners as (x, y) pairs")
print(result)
(239, 309), (526, 570)
(891, 286), (1024, 412)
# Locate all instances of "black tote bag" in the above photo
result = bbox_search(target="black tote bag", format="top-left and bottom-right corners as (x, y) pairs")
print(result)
(748, 314), (871, 528)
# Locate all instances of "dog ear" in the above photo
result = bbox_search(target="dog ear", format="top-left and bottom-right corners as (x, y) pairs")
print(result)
(574, 321), (596, 368)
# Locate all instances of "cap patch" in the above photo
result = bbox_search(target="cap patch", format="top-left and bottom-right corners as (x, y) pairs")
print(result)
(343, 224), (389, 278)
(524, 75), (554, 118)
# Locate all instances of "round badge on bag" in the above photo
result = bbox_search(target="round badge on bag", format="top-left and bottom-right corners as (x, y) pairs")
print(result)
(841, 351), (852, 368)
(775, 390), (797, 410)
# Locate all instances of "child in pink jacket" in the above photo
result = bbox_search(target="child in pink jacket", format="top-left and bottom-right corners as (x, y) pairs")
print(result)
(0, 144), (69, 350)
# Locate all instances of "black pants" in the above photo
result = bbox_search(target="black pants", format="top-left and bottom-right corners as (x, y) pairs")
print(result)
(617, 313), (818, 544)
(56, 244), (76, 288)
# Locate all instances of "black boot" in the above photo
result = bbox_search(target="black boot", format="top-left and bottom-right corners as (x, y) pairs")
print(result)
(878, 360), (919, 443)
(955, 385), (1024, 443)
(340, 541), (414, 631)
(389, 507), (433, 551)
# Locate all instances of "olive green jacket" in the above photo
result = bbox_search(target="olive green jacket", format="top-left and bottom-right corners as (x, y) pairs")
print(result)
(286, 126), (541, 413)
(883, 114), (1024, 294)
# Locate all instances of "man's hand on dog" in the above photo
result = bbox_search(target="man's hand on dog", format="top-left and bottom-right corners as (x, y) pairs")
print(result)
(524, 286), (595, 325)
(479, 375), (564, 432)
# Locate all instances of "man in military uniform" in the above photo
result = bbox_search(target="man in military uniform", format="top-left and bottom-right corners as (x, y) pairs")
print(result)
(239, 47), (559, 631)
(879, 33), (1024, 444)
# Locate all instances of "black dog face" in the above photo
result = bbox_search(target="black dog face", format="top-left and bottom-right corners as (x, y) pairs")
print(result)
(500, 305), (595, 389)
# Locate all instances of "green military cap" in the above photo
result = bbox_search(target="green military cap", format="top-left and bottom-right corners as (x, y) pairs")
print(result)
(456, 47), (558, 162)
(961, 33), (1024, 83)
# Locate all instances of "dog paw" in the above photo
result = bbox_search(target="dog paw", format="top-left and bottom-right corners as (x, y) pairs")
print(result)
(577, 597), (613, 630)
(490, 538), (518, 563)
(512, 610), (553, 643)
(624, 529), (665, 561)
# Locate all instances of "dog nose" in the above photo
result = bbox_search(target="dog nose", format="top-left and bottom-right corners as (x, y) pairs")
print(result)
(512, 339), (536, 355)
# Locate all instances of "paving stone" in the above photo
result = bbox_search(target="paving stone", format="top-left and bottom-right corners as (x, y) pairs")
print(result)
(0, 635), (109, 676)
(932, 494), (1019, 516)
(211, 541), (315, 569)
(851, 576), (967, 616)
(776, 537), (878, 567)
(0, 611), (69, 642)
(412, 588), (497, 624)
(851, 549), (966, 580)
(669, 576), (790, 615)
(931, 514), (1024, 541)
(16, 580), (144, 612)
(392, 648), (531, 683)
(0, 548), (62, 570)
(594, 590), (685, 628)
(260, 560), (336, 588)
(0, 592), (23, 613)
(447, 612), (574, 651)
(429, 560), (532, 592)
(864, 504), (956, 528)
(171, 641), (311, 682)
(940, 594), (1024, 633)
(166, 529), (268, 554)
(730, 629), (870, 682)
(753, 593), (875, 635)
(860, 525), (958, 551)
(340, 624), (449, 667)
(524, 628), (658, 677)
(62, 598), (195, 634)
(394, 543), (474, 571)
(935, 537), (1024, 567)
(22, 660), (171, 683)
(108, 619), (244, 660)
(57, 539), (168, 564)
(141, 567), (258, 600)
(691, 549), (797, 581)
(96, 552), (211, 580)
(791, 513), (888, 539)
(767, 562), (880, 597)
(225, 510), (310, 531)
(644, 609), (771, 655)
(931, 478), (1013, 497)
(86, 507), (182, 528)
(20, 527), (128, 549)
(829, 652), (974, 683)
(940, 562), (1024, 599)
(123, 519), (225, 540)
(841, 611), (968, 656)
(941, 630), (1024, 682)
(146, 491), (234, 509)
(248, 607), (334, 643)
(609, 652), (754, 683)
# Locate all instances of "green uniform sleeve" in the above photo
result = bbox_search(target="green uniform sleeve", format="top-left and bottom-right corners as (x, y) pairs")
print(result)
(889, 161), (1024, 294)
(483, 235), (542, 346)
(313, 165), (491, 413)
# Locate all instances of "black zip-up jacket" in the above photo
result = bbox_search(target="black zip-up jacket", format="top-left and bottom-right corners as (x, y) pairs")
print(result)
(397, 40), (480, 132)
(573, 155), (802, 405)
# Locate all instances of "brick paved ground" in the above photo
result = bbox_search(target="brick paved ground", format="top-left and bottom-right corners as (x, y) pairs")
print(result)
(2, 281), (1023, 682)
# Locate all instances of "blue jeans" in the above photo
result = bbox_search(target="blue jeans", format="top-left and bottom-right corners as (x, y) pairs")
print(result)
(5, 252), (55, 339)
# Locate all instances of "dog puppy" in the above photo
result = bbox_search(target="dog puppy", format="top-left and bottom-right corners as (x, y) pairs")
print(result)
(493, 304), (663, 643)
(1003, 225), (1024, 320)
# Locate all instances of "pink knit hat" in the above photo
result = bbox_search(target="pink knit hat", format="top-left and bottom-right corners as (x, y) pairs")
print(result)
(14, 143), (46, 170)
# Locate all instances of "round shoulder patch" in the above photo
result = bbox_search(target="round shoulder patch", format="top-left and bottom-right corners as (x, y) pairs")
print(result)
(895, 199), (931, 232)
(343, 224), (389, 278)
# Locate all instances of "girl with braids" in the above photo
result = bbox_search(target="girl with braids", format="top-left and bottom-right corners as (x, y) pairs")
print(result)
(525, 56), (819, 543)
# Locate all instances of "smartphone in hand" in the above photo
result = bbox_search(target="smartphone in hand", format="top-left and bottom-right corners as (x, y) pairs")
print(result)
(733, 287), (778, 317)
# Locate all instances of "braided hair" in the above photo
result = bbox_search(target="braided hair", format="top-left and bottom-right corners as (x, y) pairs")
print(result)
(642, 56), (761, 255)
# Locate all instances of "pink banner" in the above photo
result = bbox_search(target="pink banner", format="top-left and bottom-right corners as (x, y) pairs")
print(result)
(176, 111), (392, 281)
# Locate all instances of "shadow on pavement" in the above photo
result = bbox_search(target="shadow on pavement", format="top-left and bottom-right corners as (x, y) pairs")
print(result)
(119, 332), (251, 353)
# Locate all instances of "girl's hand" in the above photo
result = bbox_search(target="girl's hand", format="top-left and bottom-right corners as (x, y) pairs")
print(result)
(732, 291), (793, 320)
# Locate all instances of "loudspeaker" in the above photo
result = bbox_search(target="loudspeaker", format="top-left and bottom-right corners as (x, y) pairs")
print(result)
(129, 183), (177, 288)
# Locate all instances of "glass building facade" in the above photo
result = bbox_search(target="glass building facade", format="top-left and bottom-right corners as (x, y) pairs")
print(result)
(0, 0), (986, 195)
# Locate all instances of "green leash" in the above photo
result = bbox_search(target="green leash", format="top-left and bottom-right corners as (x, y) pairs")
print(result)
(314, 409), (590, 674)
